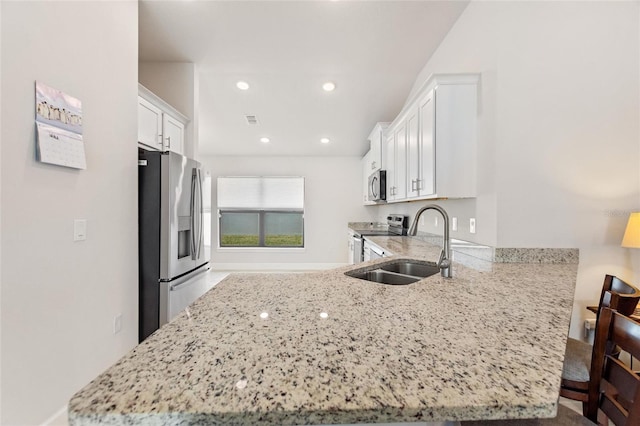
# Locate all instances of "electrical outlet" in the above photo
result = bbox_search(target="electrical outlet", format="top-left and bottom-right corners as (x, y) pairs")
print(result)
(113, 314), (122, 334)
(434, 217), (438, 227)
(452, 217), (458, 231)
(74, 219), (87, 241)
(470, 218), (476, 234)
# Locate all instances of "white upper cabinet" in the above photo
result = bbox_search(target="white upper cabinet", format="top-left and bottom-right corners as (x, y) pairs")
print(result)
(366, 122), (388, 173)
(385, 133), (396, 201)
(430, 82), (477, 199)
(138, 84), (188, 155)
(386, 121), (407, 202)
(138, 97), (163, 151)
(385, 74), (478, 202)
(162, 114), (185, 155)
(407, 90), (436, 199)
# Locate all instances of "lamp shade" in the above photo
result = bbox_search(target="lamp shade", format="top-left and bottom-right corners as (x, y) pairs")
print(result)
(622, 212), (640, 248)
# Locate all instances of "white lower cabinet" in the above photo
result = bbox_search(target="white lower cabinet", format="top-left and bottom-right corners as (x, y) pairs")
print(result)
(363, 239), (391, 260)
(347, 231), (355, 264)
(138, 84), (188, 155)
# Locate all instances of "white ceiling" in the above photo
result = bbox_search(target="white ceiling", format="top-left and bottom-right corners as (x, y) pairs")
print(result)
(139, 0), (469, 157)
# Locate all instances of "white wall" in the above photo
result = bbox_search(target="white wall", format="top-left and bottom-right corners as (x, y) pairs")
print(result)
(1, 2), (138, 424)
(202, 156), (374, 269)
(139, 62), (199, 159)
(374, 1), (640, 339)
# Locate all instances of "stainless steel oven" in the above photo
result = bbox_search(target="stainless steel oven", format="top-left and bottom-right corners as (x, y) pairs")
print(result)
(351, 214), (408, 263)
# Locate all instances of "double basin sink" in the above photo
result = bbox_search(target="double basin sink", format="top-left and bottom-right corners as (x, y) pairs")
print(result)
(345, 259), (440, 285)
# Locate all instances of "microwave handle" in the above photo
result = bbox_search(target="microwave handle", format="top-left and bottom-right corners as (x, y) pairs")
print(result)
(370, 176), (379, 199)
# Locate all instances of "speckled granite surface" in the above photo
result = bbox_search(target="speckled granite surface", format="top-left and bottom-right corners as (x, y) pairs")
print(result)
(382, 233), (579, 265)
(68, 238), (578, 426)
(348, 222), (389, 232)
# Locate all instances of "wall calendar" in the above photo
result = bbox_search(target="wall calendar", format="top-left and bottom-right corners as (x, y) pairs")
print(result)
(35, 82), (86, 170)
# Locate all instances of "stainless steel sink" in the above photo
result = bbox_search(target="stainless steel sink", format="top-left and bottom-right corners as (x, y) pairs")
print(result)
(345, 259), (440, 285)
(348, 270), (420, 285)
(379, 261), (440, 278)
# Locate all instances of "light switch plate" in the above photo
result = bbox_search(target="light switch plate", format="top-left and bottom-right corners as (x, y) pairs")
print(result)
(74, 219), (87, 241)
(470, 218), (476, 234)
(452, 217), (458, 231)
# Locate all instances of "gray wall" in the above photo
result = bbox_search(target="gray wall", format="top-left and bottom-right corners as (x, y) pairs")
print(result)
(1, 1), (139, 423)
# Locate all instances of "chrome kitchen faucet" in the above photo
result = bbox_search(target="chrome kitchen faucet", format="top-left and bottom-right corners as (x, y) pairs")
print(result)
(408, 204), (452, 278)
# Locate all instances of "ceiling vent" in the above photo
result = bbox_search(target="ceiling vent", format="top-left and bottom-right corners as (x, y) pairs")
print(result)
(245, 115), (259, 125)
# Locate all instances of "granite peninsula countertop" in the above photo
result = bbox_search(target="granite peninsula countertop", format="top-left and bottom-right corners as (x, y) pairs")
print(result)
(68, 236), (579, 426)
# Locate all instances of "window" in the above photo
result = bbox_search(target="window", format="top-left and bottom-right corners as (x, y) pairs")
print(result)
(217, 177), (304, 248)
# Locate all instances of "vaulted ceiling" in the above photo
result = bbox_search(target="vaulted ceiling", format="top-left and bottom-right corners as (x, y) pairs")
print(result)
(139, 1), (469, 157)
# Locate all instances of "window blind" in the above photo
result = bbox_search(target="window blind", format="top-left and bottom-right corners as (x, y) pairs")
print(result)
(217, 177), (304, 210)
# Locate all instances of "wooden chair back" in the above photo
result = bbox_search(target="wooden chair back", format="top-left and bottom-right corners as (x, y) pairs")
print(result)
(598, 275), (640, 317)
(586, 307), (640, 425)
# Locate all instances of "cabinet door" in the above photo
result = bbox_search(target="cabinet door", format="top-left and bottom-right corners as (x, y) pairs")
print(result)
(385, 134), (396, 201)
(163, 114), (185, 155)
(347, 232), (357, 264)
(418, 90), (435, 197)
(369, 128), (382, 172)
(138, 97), (163, 150)
(406, 108), (419, 199)
(395, 123), (407, 201)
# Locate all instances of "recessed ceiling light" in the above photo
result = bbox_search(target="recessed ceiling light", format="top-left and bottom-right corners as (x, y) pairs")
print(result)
(260, 137), (270, 143)
(322, 82), (336, 92)
(236, 81), (250, 90)
(320, 138), (330, 144)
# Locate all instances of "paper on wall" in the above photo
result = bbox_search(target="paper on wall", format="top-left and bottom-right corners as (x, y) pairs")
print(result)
(34, 82), (86, 170)
(36, 122), (86, 170)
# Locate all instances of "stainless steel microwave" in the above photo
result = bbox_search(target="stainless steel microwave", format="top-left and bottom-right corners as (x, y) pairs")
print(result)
(367, 170), (386, 202)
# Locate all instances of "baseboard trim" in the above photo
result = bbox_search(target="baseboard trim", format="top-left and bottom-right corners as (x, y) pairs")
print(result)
(41, 405), (67, 426)
(211, 262), (347, 271)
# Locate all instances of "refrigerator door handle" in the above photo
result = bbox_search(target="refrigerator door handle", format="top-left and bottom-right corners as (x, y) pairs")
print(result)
(190, 170), (197, 260)
(198, 169), (204, 259)
(193, 169), (200, 260)
(194, 169), (200, 259)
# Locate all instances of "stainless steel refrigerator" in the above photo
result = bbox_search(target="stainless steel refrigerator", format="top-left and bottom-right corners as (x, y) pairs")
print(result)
(138, 150), (210, 342)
